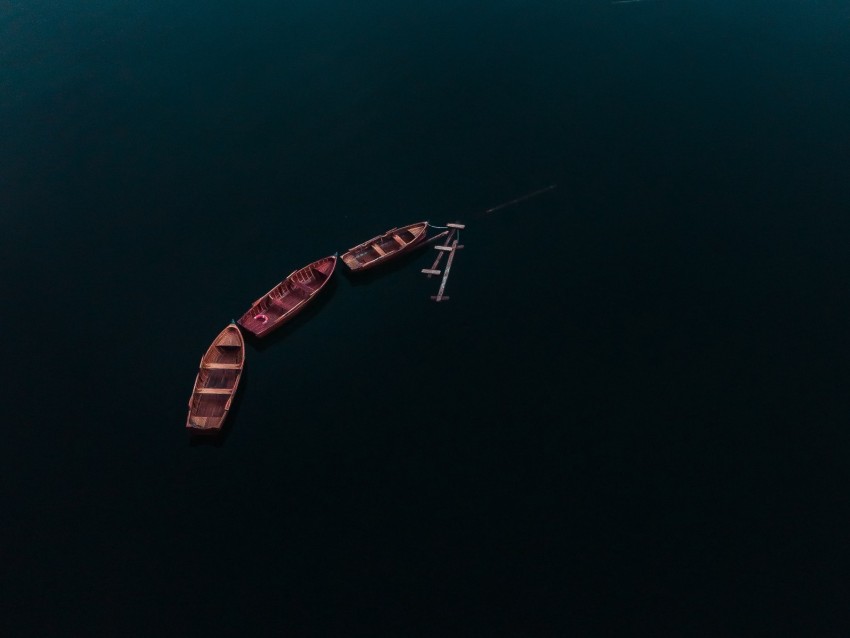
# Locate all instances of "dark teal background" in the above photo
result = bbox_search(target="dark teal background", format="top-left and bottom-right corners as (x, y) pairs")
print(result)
(3, 1), (850, 635)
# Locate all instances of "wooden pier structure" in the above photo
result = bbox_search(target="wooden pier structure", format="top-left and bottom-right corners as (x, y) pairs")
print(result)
(422, 223), (465, 302)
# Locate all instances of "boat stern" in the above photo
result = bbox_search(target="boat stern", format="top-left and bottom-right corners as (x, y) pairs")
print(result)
(186, 415), (224, 436)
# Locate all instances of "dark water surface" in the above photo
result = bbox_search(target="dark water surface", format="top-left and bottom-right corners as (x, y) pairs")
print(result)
(3, 1), (850, 634)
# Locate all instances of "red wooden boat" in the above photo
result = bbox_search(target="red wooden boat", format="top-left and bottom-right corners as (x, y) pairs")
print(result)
(186, 323), (245, 435)
(341, 221), (430, 271)
(237, 255), (337, 337)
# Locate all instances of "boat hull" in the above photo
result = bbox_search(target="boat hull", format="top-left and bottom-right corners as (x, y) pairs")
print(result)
(341, 222), (429, 272)
(237, 255), (337, 338)
(186, 324), (245, 435)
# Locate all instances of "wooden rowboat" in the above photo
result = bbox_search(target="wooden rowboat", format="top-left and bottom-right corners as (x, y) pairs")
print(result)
(186, 323), (245, 435)
(341, 221), (430, 271)
(237, 255), (337, 338)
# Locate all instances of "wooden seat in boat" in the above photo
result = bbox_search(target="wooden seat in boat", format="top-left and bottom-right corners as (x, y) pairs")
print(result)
(216, 331), (242, 347)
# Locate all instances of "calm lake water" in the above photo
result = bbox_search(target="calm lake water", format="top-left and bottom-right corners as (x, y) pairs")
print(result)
(3, 1), (850, 634)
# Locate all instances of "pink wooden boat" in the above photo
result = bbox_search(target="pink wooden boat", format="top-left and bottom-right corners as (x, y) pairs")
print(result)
(237, 255), (337, 338)
(186, 323), (245, 435)
(341, 221), (430, 271)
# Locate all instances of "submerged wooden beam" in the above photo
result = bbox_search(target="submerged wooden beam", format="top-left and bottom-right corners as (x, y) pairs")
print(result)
(423, 230), (449, 246)
(425, 228), (456, 278)
(432, 239), (459, 302)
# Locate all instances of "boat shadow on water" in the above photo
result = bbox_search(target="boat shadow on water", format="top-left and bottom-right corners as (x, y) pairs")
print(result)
(342, 245), (430, 287)
(245, 276), (339, 353)
(188, 373), (248, 447)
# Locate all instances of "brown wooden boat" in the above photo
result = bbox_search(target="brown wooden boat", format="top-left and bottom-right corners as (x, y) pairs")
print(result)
(186, 323), (245, 435)
(237, 254), (337, 338)
(341, 221), (430, 271)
